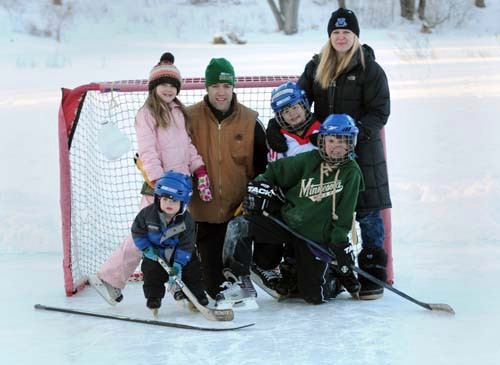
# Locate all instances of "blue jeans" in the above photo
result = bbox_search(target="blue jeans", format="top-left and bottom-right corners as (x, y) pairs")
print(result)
(356, 210), (385, 249)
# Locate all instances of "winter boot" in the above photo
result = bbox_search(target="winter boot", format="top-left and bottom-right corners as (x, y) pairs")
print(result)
(88, 274), (123, 306)
(358, 246), (388, 300)
(250, 263), (281, 298)
(215, 269), (258, 310)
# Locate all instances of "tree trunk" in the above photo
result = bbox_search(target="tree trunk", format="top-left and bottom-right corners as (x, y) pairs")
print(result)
(338, 0), (346, 8)
(417, 0), (426, 20)
(475, 0), (486, 8)
(283, 0), (300, 35)
(267, 0), (300, 35)
(400, 0), (415, 20)
(53, 0), (62, 5)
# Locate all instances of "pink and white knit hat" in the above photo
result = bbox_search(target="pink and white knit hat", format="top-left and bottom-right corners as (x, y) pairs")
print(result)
(148, 52), (182, 94)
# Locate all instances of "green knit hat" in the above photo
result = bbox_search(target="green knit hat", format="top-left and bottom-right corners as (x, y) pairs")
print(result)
(205, 58), (235, 87)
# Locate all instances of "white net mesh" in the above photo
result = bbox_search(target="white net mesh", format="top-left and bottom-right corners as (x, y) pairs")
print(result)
(66, 79), (293, 292)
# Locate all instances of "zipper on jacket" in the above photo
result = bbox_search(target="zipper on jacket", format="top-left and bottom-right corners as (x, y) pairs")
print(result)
(217, 123), (223, 219)
(328, 80), (336, 114)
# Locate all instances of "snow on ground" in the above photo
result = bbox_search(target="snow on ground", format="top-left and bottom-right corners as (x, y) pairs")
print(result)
(1, 1), (500, 364)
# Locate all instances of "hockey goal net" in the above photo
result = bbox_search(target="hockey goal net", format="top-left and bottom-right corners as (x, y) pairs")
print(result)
(58, 76), (393, 296)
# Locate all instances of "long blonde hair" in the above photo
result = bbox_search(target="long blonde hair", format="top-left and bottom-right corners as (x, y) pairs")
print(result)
(144, 90), (189, 129)
(315, 36), (365, 89)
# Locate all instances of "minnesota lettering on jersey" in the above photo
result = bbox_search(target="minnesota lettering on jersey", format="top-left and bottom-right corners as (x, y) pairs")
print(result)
(299, 178), (343, 202)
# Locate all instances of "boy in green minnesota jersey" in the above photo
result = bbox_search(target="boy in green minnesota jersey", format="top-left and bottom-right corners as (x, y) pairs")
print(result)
(217, 113), (364, 306)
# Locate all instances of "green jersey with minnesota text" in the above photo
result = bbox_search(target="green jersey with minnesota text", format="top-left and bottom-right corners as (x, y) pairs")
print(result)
(257, 150), (364, 246)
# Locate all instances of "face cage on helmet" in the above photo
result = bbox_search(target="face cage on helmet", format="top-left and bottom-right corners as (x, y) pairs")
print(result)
(275, 100), (313, 133)
(317, 134), (357, 166)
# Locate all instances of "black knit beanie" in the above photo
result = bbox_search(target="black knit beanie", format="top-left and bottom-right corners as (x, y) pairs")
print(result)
(327, 8), (360, 37)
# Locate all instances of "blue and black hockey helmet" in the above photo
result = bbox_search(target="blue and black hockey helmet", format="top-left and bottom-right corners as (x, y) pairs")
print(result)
(154, 171), (193, 213)
(270, 81), (312, 132)
(317, 113), (359, 166)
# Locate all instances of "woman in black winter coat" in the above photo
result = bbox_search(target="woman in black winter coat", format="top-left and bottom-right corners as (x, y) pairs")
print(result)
(267, 8), (391, 300)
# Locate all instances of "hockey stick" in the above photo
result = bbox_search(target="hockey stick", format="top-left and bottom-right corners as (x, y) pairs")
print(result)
(262, 211), (455, 315)
(156, 257), (235, 321)
(34, 304), (253, 332)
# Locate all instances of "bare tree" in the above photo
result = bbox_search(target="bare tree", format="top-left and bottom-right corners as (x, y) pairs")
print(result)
(475, 0), (486, 8)
(267, 0), (300, 35)
(52, 0), (62, 4)
(338, 0), (346, 8)
(400, 0), (416, 20)
(417, 0), (426, 20)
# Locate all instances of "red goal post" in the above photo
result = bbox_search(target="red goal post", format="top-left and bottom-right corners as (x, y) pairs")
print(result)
(58, 76), (393, 296)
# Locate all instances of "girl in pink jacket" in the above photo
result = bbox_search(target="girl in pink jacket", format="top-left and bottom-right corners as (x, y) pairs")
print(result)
(89, 52), (212, 305)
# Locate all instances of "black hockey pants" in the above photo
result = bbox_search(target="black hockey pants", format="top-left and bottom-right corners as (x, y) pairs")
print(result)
(223, 214), (333, 304)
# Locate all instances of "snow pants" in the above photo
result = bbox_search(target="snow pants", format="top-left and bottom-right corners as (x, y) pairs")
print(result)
(98, 195), (153, 289)
(141, 254), (205, 301)
(195, 222), (228, 299)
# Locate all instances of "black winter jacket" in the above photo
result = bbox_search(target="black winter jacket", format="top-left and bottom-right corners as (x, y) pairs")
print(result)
(298, 44), (391, 212)
(132, 204), (197, 267)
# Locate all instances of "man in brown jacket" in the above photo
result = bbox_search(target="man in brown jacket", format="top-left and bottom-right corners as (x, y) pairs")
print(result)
(187, 58), (268, 299)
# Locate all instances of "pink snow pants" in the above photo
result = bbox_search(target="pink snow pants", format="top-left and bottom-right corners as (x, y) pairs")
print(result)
(98, 195), (154, 289)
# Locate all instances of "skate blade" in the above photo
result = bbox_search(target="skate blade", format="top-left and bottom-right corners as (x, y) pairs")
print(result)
(215, 298), (259, 312)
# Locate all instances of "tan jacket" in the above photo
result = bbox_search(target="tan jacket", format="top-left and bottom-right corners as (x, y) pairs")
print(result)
(187, 97), (258, 223)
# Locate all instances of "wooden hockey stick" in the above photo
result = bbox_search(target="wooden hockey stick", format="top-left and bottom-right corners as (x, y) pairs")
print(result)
(262, 211), (455, 315)
(157, 257), (235, 321)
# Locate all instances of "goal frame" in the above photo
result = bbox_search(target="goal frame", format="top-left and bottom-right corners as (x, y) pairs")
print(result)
(58, 76), (393, 296)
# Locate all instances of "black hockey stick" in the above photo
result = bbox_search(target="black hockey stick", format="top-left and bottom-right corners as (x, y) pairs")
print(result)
(262, 211), (455, 315)
(34, 304), (253, 331)
(156, 257), (235, 321)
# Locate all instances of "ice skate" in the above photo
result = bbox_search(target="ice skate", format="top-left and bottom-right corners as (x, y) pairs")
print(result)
(147, 298), (161, 318)
(215, 270), (258, 311)
(88, 274), (123, 306)
(250, 263), (281, 299)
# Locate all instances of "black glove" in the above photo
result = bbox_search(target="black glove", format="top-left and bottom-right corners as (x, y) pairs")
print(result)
(331, 242), (355, 276)
(331, 242), (360, 295)
(266, 118), (288, 153)
(243, 180), (285, 214)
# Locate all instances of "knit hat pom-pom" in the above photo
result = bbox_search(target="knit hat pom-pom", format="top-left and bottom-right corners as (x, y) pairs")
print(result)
(159, 52), (175, 65)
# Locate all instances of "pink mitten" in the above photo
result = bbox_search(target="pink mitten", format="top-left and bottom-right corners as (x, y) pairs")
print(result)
(194, 166), (213, 202)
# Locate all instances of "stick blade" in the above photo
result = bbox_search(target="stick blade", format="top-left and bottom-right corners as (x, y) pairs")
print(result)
(429, 303), (455, 315)
(204, 308), (234, 321)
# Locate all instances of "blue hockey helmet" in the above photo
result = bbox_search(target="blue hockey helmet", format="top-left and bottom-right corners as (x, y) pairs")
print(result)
(317, 113), (359, 166)
(270, 82), (312, 132)
(154, 171), (193, 213)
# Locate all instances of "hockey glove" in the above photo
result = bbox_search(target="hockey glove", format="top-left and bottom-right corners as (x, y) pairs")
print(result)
(194, 165), (213, 202)
(331, 242), (360, 295)
(330, 242), (355, 276)
(168, 262), (183, 285)
(243, 180), (285, 214)
(142, 246), (159, 261)
(266, 118), (288, 153)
